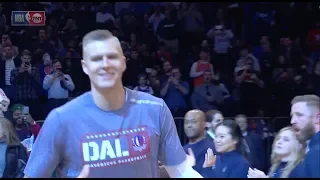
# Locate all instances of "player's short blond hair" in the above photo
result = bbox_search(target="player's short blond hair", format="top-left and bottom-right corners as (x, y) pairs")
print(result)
(82, 29), (114, 48)
(82, 29), (123, 57)
(291, 95), (320, 112)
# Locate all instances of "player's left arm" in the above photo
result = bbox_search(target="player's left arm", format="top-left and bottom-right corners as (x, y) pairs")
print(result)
(158, 100), (203, 178)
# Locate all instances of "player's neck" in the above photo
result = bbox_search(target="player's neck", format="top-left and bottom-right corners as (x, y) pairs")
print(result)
(91, 84), (126, 111)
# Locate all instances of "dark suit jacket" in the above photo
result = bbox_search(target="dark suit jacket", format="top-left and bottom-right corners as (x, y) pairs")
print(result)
(244, 132), (265, 170)
(0, 57), (21, 88)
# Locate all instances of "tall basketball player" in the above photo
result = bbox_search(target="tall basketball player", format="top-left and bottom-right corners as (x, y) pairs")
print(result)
(23, 30), (202, 178)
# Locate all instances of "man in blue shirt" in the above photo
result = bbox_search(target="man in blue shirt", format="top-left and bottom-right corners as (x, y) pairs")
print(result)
(160, 67), (189, 110)
(23, 30), (202, 178)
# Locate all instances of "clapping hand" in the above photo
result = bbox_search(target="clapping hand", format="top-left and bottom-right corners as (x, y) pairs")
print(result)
(203, 148), (216, 168)
(247, 167), (268, 178)
(186, 148), (196, 167)
(158, 161), (164, 169)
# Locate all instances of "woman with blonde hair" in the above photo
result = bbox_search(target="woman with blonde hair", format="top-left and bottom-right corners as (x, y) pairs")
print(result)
(0, 117), (28, 178)
(248, 127), (304, 178)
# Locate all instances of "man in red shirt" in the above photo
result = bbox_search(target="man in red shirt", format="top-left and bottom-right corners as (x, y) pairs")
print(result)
(189, 49), (214, 87)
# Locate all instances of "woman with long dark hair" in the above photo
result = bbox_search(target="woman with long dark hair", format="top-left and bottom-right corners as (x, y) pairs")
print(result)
(200, 120), (250, 178)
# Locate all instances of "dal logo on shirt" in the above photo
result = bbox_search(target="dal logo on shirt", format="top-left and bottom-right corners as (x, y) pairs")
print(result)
(80, 126), (151, 168)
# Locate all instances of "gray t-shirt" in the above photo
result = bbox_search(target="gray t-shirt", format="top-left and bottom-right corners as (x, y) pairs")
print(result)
(24, 88), (186, 178)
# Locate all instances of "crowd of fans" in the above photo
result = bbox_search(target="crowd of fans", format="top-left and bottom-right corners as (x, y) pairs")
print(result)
(0, 2), (319, 178)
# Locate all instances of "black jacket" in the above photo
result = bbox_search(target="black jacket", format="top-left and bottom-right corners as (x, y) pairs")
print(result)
(201, 150), (250, 178)
(0, 57), (21, 88)
(244, 132), (265, 170)
(2, 144), (29, 178)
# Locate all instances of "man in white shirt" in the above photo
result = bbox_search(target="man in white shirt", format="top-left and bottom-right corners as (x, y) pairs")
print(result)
(43, 60), (75, 113)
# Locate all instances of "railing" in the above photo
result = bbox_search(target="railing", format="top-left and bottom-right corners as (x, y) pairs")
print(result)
(173, 116), (292, 146)
(36, 116), (292, 146)
(35, 116), (290, 172)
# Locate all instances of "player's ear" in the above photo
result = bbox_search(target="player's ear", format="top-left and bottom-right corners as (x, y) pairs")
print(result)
(81, 59), (88, 75)
(121, 55), (126, 72)
(315, 112), (320, 125)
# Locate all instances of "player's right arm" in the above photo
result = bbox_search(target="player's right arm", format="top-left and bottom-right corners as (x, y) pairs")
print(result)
(24, 110), (65, 178)
(157, 101), (203, 178)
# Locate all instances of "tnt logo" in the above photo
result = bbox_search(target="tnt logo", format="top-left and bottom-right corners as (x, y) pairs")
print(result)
(11, 11), (45, 26)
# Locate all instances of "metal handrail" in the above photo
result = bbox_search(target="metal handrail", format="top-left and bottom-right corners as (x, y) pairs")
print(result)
(36, 117), (290, 124)
(173, 116), (283, 121)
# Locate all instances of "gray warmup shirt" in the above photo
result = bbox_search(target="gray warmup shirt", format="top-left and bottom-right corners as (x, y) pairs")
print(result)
(24, 88), (186, 178)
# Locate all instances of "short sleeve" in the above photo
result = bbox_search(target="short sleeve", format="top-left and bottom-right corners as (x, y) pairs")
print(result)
(24, 110), (65, 178)
(158, 100), (186, 166)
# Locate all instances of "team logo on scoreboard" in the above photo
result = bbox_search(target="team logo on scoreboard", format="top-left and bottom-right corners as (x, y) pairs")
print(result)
(11, 11), (46, 26)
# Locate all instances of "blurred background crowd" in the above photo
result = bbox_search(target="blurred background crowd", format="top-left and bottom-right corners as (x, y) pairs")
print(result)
(0, 2), (319, 178)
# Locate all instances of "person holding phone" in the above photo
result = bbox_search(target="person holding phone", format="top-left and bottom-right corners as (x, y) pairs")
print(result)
(10, 49), (41, 120)
(43, 59), (75, 114)
(160, 67), (189, 112)
(10, 104), (41, 142)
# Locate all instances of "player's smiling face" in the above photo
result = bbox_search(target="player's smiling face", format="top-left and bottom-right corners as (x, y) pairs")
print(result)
(81, 38), (126, 89)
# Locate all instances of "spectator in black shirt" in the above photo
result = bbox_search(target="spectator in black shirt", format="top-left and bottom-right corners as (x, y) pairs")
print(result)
(308, 61), (320, 97)
(159, 60), (172, 84)
(183, 109), (216, 173)
(157, 9), (180, 54)
(32, 28), (55, 57)
(272, 55), (295, 111)
(235, 114), (266, 171)
(235, 57), (264, 116)
(10, 50), (41, 119)
(123, 48), (147, 88)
